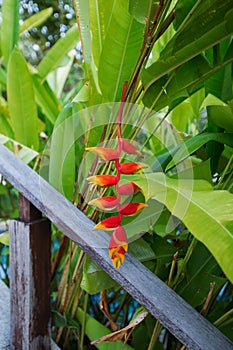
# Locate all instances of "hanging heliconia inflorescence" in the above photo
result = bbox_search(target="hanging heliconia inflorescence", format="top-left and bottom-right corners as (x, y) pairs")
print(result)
(87, 82), (147, 268)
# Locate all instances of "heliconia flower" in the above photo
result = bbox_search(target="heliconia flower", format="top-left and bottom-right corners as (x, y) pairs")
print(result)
(119, 162), (148, 174)
(109, 246), (126, 269)
(88, 196), (119, 210)
(86, 147), (119, 161)
(117, 182), (140, 195)
(119, 203), (148, 216)
(122, 139), (142, 156)
(87, 175), (118, 187)
(93, 216), (122, 230)
(109, 226), (128, 252)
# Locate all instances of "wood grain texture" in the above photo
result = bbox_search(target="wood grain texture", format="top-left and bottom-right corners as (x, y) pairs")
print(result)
(10, 217), (51, 350)
(1, 143), (233, 350)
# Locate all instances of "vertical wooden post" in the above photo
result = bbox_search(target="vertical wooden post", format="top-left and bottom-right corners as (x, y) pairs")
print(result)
(10, 194), (51, 350)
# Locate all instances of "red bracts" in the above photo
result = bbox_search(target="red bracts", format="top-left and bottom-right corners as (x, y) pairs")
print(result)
(86, 84), (147, 268)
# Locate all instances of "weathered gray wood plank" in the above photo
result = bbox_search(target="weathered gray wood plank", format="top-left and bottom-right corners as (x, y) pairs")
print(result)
(0, 280), (60, 350)
(1, 143), (233, 350)
(10, 196), (51, 350)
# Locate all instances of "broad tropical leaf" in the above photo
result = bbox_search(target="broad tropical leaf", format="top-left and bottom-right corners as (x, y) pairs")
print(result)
(1, 0), (19, 66)
(129, 172), (233, 283)
(37, 25), (79, 81)
(7, 47), (39, 150)
(98, 0), (144, 101)
(166, 132), (233, 170)
(142, 1), (233, 108)
(76, 308), (133, 350)
(143, 44), (233, 111)
(48, 105), (75, 200)
(32, 74), (62, 124)
(89, 0), (115, 67)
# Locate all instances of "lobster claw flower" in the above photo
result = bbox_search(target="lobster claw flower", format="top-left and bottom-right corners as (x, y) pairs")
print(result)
(119, 162), (148, 174)
(93, 216), (122, 230)
(109, 247), (126, 269)
(87, 175), (118, 187)
(119, 203), (148, 216)
(88, 196), (119, 210)
(117, 182), (140, 195)
(109, 227), (128, 269)
(109, 226), (128, 252)
(86, 147), (119, 161)
(122, 139), (142, 156)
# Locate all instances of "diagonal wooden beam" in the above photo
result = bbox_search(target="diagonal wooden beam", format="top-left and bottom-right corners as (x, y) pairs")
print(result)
(0, 143), (233, 350)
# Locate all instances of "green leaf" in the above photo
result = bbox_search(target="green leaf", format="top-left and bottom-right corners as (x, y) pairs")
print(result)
(173, 0), (197, 30)
(37, 25), (79, 81)
(160, 1), (233, 72)
(0, 134), (38, 163)
(0, 232), (9, 246)
(0, 67), (7, 88)
(176, 242), (226, 308)
(166, 132), (233, 170)
(208, 105), (233, 132)
(143, 45), (233, 111)
(1, 0), (19, 66)
(128, 237), (156, 262)
(142, 1), (233, 109)
(76, 308), (133, 350)
(98, 0), (144, 101)
(32, 74), (62, 124)
(81, 256), (117, 294)
(7, 47), (39, 150)
(129, 173), (233, 283)
(20, 8), (53, 35)
(128, 0), (151, 24)
(75, 0), (92, 64)
(205, 39), (233, 102)
(48, 105), (76, 200)
(89, 0), (115, 67)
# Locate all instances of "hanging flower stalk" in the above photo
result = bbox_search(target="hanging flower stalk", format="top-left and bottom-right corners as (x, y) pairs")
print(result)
(87, 82), (147, 268)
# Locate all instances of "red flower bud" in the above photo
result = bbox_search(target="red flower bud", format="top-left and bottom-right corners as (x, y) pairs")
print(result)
(122, 139), (142, 156)
(88, 196), (119, 210)
(86, 147), (119, 161)
(119, 162), (147, 174)
(93, 216), (122, 230)
(119, 203), (148, 216)
(117, 182), (139, 195)
(87, 175), (118, 187)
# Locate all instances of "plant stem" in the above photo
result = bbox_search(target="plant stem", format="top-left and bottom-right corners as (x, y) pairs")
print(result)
(147, 320), (162, 350)
(173, 237), (197, 287)
(214, 308), (233, 327)
(80, 292), (88, 350)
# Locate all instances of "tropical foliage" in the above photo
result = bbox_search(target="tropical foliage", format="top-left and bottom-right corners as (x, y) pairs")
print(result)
(0, 0), (233, 349)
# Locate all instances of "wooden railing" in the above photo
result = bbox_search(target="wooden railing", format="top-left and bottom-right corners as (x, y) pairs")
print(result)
(0, 143), (233, 350)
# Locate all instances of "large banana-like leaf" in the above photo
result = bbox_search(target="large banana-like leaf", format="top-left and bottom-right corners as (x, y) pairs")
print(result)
(142, 0), (233, 108)
(128, 173), (233, 283)
(143, 42), (233, 111)
(1, 0), (19, 66)
(75, 0), (92, 64)
(32, 74), (62, 124)
(37, 25), (79, 81)
(7, 47), (39, 150)
(20, 8), (53, 35)
(89, 0), (115, 66)
(48, 106), (75, 200)
(98, 0), (144, 101)
(166, 132), (233, 170)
